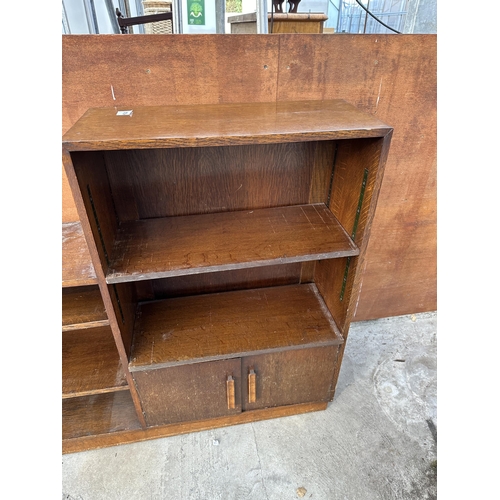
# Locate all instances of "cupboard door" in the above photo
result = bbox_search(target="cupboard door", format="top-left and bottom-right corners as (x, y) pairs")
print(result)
(132, 358), (242, 427)
(242, 346), (339, 411)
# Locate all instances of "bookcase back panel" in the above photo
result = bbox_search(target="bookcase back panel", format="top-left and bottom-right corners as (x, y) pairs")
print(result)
(148, 263), (303, 300)
(104, 142), (331, 220)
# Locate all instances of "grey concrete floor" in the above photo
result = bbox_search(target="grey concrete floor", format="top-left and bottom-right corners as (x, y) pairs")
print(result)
(62, 311), (437, 500)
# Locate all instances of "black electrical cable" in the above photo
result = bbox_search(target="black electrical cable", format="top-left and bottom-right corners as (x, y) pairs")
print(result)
(354, 0), (401, 34)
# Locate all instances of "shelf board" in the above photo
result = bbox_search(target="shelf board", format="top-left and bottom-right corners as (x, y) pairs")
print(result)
(63, 326), (128, 398)
(107, 203), (358, 284)
(62, 286), (109, 331)
(63, 401), (326, 454)
(129, 283), (344, 371)
(62, 99), (393, 151)
(62, 222), (97, 287)
(62, 391), (141, 441)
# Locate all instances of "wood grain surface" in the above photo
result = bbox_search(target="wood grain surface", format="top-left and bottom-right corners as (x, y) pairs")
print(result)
(62, 222), (96, 287)
(148, 264), (303, 300)
(129, 283), (343, 370)
(62, 100), (390, 151)
(107, 204), (358, 283)
(242, 346), (339, 410)
(315, 135), (391, 334)
(62, 326), (128, 398)
(104, 141), (320, 220)
(275, 34), (437, 319)
(62, 286), (108, 331)
(62, 34), (436, 320)
(133, 358), (243, 427)
(62, 401), (327, 454)
(63, 391), (141, 440)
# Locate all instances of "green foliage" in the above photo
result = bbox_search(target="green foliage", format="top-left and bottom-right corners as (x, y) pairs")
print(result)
(226, 0), (242, 13)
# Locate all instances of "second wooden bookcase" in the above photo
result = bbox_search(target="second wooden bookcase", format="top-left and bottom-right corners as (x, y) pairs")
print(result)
(62, 99), (392, 449)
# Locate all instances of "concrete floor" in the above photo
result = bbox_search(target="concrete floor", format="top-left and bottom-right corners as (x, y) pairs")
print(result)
(62, 311), (437, 500)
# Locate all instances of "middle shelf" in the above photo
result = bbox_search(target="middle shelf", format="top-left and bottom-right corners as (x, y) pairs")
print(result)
(106, 203), (358, 284)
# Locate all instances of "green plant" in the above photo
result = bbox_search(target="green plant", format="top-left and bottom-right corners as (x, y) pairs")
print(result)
(226, 0), (242, 13)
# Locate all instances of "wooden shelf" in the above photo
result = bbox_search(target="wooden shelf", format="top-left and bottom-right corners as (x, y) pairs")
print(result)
(62, 100), (392, 151)
(63, 401), (327, 454)
(129, 283), (343, 371)
(62, 326), (128, 398)
(62, 286), (108, 331)
(107, 203), (358, 284)
(62, 222), (97, 287)
(62, 391), (141, 441)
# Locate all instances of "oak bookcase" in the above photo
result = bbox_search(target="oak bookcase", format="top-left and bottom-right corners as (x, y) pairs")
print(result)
(62, 99), (392, 453)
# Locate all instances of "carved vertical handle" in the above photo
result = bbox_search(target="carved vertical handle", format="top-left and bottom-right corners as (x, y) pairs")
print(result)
(227, 375), (235, 410)
(248, 368), (256, 403)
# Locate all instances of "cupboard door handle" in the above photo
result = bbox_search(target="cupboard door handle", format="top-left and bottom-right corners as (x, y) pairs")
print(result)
(227, 375), (235, 410)
(248, 369), (256, 403)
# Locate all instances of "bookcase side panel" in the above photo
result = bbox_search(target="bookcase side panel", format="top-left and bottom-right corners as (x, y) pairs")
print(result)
(314, 133), (392, 400)
(63, 149), (148, 427)
(315, 136), (391, 334)
(105, 281), (138, 358)
(65, 151), (119, 276)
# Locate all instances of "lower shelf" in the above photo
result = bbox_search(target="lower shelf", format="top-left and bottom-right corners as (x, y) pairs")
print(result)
(62, 399), (327, 454)
(130, 283), (343, 370)
(62, 326), (128, 398)
(63, 391), (142, 442)
(62, 285), (109, 331)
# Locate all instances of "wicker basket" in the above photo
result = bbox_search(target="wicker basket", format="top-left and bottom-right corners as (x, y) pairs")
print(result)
(142, 0), (173, 34)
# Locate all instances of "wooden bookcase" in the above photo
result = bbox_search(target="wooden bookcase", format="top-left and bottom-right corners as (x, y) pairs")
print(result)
(62, 99), (392, 453)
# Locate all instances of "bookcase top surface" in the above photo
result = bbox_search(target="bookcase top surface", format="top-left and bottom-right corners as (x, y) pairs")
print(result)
(62, 99), (392, 151)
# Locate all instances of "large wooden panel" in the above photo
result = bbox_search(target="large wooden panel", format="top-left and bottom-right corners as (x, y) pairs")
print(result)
(62, 35), (280, 129)
(62, 34), (436, 320)
(276, 34), (436, 320)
